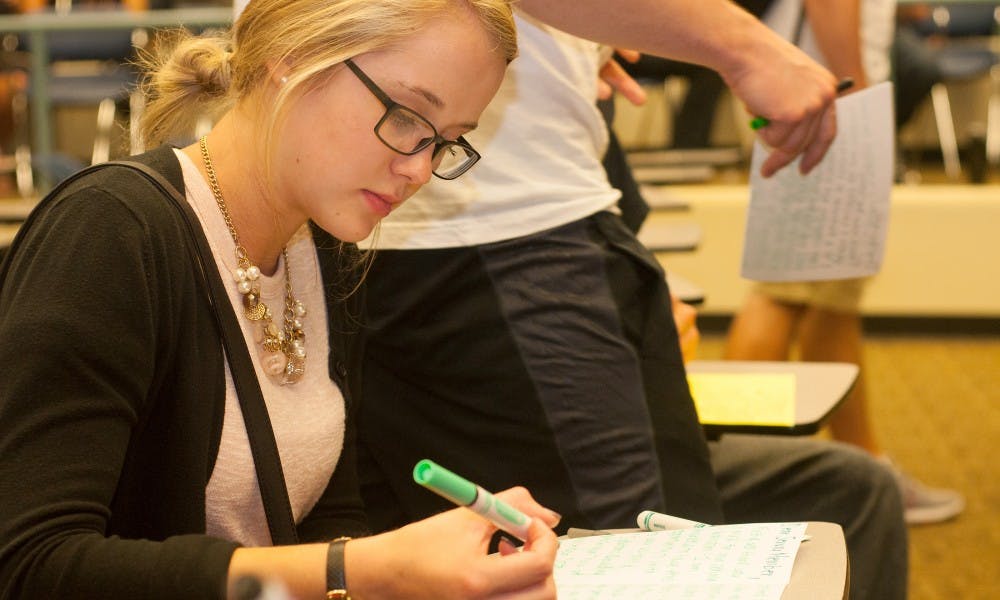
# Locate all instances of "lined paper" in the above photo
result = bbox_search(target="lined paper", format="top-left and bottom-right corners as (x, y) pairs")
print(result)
(742, 82), (894, 282)
(555, 522), (808, 599)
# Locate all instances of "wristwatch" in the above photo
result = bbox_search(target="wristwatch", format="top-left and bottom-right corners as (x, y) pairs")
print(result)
(326, 537), (352, 599)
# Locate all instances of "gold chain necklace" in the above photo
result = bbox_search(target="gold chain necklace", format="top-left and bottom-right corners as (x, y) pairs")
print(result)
(199, 136), (306, 385)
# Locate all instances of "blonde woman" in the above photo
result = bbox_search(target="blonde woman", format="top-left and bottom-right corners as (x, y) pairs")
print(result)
(0, 1), (560, 598)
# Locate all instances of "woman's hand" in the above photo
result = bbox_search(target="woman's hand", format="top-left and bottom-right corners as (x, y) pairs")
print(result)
(345, 487), (560, 599)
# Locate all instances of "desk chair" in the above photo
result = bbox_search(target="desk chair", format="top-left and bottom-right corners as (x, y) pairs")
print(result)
(4, 25), (145, 195)
(912, 3), (1000, 181)
(687, 360), (859, 438)
(637, 184), (691, 212)
(617, 70), (748, 184)
(637, 220), (702, 253)
(666, 271), (705, 306)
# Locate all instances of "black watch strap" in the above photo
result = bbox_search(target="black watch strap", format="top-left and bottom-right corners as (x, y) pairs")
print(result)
(326, 537), (352, 599)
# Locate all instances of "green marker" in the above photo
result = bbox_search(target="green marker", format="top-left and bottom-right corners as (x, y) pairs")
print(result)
(749, 77), (855, 131)
(413, 459), (532, 540)
(749, 115), (771, 131)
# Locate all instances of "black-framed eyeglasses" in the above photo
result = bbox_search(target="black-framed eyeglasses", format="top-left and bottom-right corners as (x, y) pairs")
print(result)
(344, 58), (480, 180)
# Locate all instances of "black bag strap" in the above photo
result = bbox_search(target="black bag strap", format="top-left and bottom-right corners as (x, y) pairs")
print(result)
(8, 160), (300, 545)
(115, 160), (300, 545)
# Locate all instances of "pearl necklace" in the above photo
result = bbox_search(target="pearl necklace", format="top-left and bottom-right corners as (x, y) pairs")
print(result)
(199, 136), (307, 385)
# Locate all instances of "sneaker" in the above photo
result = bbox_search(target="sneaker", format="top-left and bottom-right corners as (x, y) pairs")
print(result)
(878, 456), (965, 525)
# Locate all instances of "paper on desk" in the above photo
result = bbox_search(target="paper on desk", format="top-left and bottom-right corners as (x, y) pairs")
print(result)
(688, 373), (796, 427)
(555, 522), (808, 599)
(742, 81), (894, 282)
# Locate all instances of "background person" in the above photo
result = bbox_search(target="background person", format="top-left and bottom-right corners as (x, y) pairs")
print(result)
(724, 0), (965, 526)
(355, 9), (908, 599)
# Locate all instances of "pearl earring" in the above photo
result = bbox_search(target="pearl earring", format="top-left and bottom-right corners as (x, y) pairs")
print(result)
(280, 76), (288, 85)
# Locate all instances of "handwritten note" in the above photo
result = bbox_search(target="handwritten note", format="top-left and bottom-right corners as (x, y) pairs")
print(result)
(555, 522), (808, 599)
(687, 373), (796, 427)
(742, 81), (894, 282)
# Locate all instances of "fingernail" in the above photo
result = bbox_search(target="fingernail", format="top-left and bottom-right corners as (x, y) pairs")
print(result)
(498, 534), (519, 552)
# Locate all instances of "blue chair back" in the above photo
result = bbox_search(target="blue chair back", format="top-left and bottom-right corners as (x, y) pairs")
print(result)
(913, 4), (999, 37)
(17, 29), (135, 62)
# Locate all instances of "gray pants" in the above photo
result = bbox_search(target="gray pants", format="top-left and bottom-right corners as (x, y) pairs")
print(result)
(712, 435), (908, 600)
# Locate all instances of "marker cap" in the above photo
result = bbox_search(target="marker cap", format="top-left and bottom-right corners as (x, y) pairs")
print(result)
(413, 459), (477, 506)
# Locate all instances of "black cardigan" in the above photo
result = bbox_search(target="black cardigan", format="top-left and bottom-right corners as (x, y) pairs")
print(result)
(0, 147), (369, 599)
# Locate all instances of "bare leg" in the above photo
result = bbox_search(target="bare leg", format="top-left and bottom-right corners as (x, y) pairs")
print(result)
(724, 290), (803, 360)
(797, 307), (882, 454)
(727, 294), (964, 524)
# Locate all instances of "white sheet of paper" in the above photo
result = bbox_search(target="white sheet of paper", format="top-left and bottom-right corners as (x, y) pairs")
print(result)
(742, 82), (894, 282)
(554, 522), (807, 600)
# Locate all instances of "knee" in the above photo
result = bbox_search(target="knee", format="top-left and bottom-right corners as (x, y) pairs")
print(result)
(856, 449), (901, 508)
(826, 446), (909, 600)
(825, 444), (905, 529)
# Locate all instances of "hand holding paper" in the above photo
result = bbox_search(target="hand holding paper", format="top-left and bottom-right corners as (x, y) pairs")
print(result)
(742, 81), (895, 282)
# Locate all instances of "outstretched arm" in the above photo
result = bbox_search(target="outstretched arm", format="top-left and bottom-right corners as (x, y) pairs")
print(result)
(519, 0), (839, 175)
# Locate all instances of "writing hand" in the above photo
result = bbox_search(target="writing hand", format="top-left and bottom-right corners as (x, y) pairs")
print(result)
(346, 487), (559, 599)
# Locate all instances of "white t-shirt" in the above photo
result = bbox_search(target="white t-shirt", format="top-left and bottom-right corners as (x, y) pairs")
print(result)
(371, 13), (622, 249)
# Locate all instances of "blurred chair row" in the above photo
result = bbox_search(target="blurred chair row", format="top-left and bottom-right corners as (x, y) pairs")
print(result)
(615, 2), (1000, 184)
(908, 2), (1000, 181)
(0, 21), (145, 197)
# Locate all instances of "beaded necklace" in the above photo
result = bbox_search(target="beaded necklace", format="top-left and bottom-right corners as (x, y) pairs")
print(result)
(199, 136), (306, 385)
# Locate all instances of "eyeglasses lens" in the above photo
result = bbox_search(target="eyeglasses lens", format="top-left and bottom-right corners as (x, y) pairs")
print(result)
(379, 107), (435, 153)
(376, 106), (476, 179)
(432, 144), (476, 179)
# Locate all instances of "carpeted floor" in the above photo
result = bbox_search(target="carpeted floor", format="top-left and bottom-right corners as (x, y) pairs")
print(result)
(699, 331), (999, 599)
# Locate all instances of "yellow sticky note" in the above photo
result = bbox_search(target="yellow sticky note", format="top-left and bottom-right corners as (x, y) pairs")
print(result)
(687, 373), (796, 427)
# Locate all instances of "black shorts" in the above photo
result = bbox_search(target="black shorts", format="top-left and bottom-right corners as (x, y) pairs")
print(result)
(357, 211), (723, 532)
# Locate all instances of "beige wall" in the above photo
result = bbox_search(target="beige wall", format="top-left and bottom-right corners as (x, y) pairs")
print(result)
(650, 184), (1000, 317)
